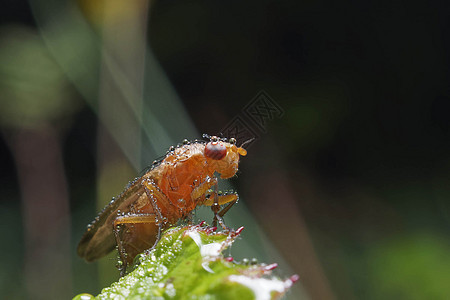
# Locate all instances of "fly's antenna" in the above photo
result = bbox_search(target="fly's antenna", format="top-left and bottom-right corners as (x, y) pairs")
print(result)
(240, 138), (255, 149)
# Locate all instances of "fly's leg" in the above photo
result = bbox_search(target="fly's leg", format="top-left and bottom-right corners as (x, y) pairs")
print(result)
(200, 193), (238, 207)
(191, 176), (221, 227)
(190, 176), (238, 229)
(211, 192), (238, 230)
(196, 190), (238, 230)
(211, 183), (222, 228)
(219, 199), (237, 217)
(190, 176), (218, 200)
(113, 214), (156, 276)
(183, 212), (194, 225)
(142, 178), (178, 251)
(114, 179), (175, 276)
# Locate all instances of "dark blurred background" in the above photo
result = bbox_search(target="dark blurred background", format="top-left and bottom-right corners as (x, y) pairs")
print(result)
(1, 0), (450, 299)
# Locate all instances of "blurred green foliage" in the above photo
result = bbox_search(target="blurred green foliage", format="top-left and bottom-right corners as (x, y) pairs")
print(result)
(0, 26), (80, 129)
(367, 233), (450, 300)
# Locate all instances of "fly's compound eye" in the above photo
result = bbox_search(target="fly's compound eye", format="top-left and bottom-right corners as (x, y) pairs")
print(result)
(204, 141), (227, 160)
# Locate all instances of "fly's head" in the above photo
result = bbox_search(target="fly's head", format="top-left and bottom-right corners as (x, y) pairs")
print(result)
(203, 136), (247, 179)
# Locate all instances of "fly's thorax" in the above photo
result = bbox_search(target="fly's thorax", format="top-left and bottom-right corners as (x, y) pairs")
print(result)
(156, 145), (212, 210)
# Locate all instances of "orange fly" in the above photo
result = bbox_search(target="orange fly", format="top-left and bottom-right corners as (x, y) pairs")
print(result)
(77, 135), (247, 274)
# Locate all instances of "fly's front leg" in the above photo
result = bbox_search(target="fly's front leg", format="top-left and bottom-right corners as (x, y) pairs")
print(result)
(190, 176), (218, 200)
(211, 184), (221, 228)
(210, 189), (238, 230)
(191, 176), (220, 226)
(191, 177), (238, 230)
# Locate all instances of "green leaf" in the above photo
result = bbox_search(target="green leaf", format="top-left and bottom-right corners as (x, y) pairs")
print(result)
(74, 224), (296, 300)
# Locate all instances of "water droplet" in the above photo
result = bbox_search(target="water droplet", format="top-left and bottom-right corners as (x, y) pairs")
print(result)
(75, 293), (95, 300)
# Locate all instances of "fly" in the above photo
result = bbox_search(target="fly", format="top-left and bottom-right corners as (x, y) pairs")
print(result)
(77, 135), (247, 275)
